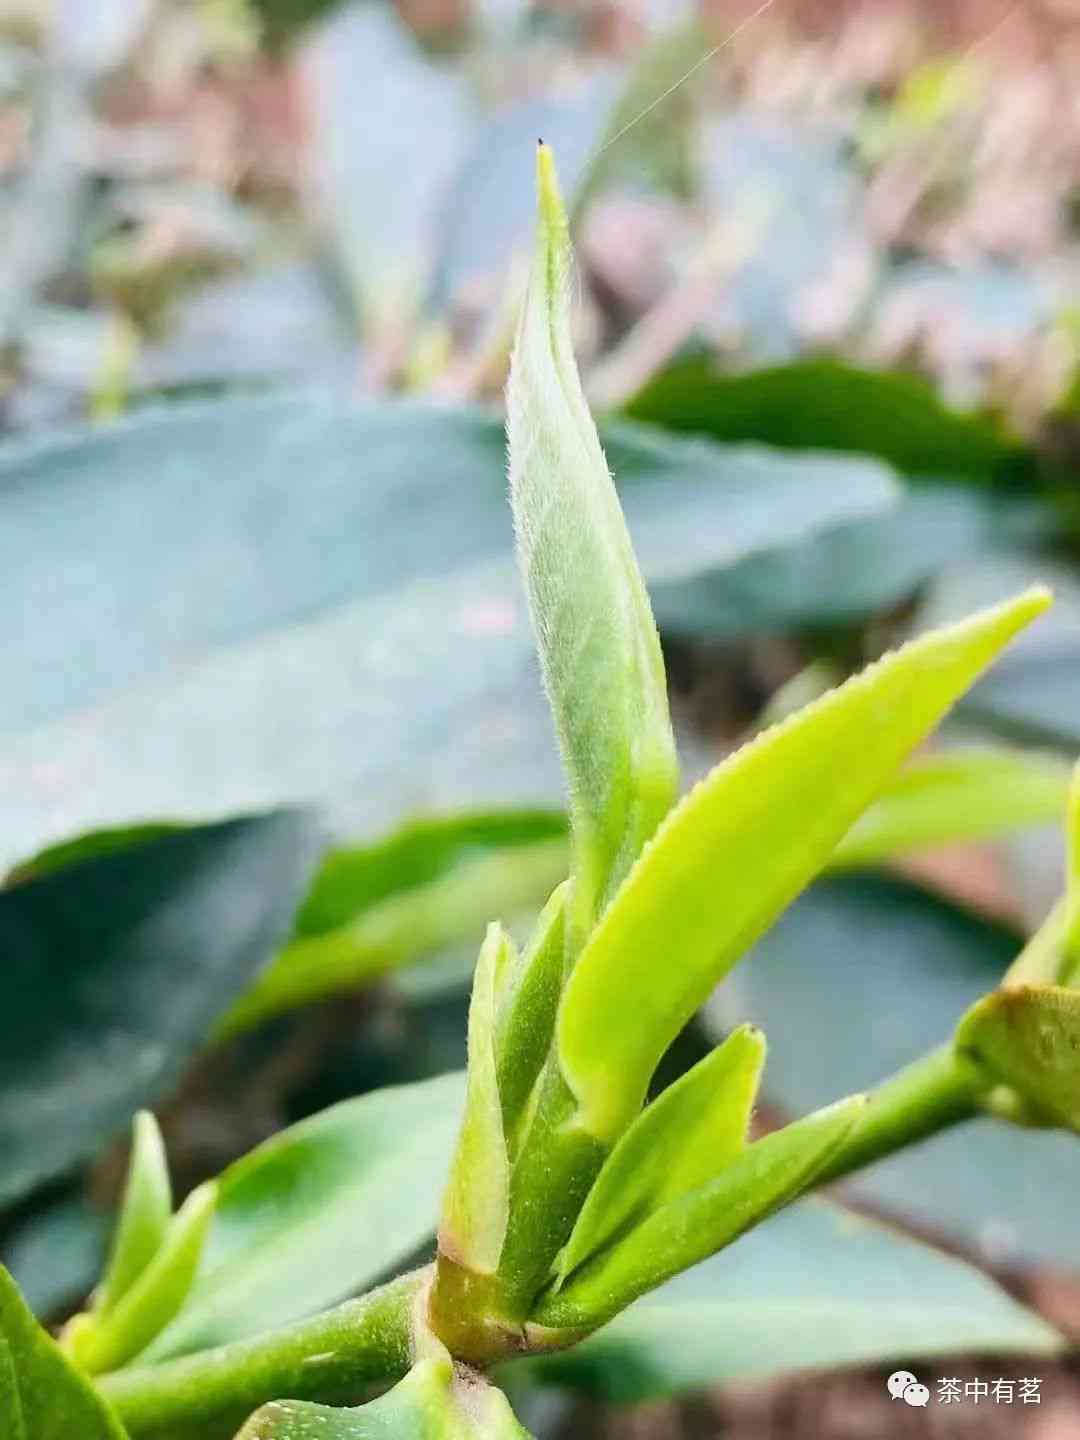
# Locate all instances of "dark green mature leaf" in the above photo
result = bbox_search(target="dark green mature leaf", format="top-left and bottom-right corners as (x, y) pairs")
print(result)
(237, 1355), (532, 1439)
(0, 811), (321, 1208)
(1, 1199), (107, 1322)
(625, 356), (1027, 482)
(558, 589), (1048, 1142)
(650, 487), (1015, 636)
(508, 145), (678, 943)
(145, 1073), (466, 1361)
(708, 874), (1080, 1267)
(523, 1199), (1063, 1402)
(0, 396), (895, 872)
(0, 1266), (127, 1439)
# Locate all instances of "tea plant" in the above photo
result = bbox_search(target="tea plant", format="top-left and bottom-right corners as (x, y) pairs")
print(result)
(2, 146), (1078, 1439)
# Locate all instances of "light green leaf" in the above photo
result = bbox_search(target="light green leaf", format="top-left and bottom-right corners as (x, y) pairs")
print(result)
(558, 587), (1051, 1143)
(508, 145), (678, 947)
(221, 814), (568, 1036)
(94, 1111), (172, 1317)
(495, 882), (568, 1147)
(69, 1182), (217, 1375)
(830, 748), (1070, 870)
(145, 1074), (465, 1361)
(523, 1199), (1063, 1403)
(956, 985), (1080, 1132)
(439, 926), (513, 1275)
(0, 1266), (126, 1439)
(236, 1354), (532, 1439)
(554, 1026), (765, 1288)
(531, 1098), (863, 1333)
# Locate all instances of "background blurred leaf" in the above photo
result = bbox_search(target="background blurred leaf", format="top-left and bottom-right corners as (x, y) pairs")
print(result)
(223, 811), (569, 1034)
(0, 810), (321, 1208)
(145, 1072), (465, 1360)
(0, 395), (896, 871)
(2, 1199), (107, 1321)
(708, 874), (1080, 1268)
(625, 356), (1027, 482)
(522, 1199), (1063, 1403)
(303, 4), (472, 335)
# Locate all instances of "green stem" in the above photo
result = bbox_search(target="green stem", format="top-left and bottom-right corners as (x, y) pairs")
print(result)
(99, 1270), (424, 1437)
(812, 1043), (979, 1188)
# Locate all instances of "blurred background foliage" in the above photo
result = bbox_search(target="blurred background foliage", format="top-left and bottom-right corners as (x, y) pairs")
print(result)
(4, 1), (1080, 1435)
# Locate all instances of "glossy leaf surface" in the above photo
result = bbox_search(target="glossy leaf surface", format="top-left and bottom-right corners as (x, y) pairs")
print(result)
(0, 811), (321, 1207)
(145, 1074), (465, 1360)
(558, 588), (1050, 1142)
(0, 1266), (126, 1439)
(508, 146), (677, 942)
(554, 1026), (765, 1287)
(524, 1200), (1063, 1402)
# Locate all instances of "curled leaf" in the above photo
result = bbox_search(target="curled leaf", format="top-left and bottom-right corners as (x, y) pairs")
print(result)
(508, 144), (678, 947)
(558, 587), (1051, 1143)
(495, 882), (568, 1148)
(439, 925), (514, 1275)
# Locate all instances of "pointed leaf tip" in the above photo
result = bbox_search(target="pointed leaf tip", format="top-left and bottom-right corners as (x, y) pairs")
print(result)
(510, 142), (678, 948)
(557, 585), (1051, 1142)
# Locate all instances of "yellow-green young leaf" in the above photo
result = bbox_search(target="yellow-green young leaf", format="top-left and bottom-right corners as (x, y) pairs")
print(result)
(1004, 898), (1069, 988)
(68, 1181), (217, 1375)
(830, 749), (1070, 871)
(558, 587), (1051, 1142)
(235, 1354), (532, 1439)
(496, 883), (568, 1147)
(531, 1097), (864, 1333)
(94, 1110), (172, 1316)
(0, 1267), (127, 1439)
(553, 1025), (765, 1289)
(439, 925), (514, 1275)
(507, 145), (678, 947)
(956, 985), (1080, 1132)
